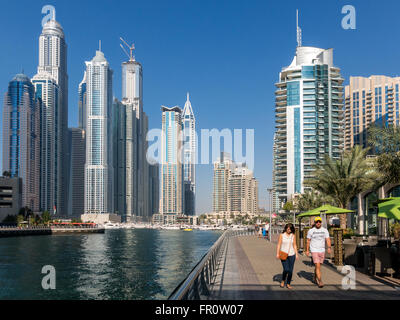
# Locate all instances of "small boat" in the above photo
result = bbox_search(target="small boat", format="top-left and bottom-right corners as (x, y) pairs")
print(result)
(104, 222), (121, 229)
(162, 225), (180, 230)
(184, 228), (193, 232)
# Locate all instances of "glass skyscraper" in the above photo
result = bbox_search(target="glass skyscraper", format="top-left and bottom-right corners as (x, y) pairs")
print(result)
(2, 74), (40, 211)
(182, 93), (196, 216)
(32, 73), (60, 213)
(273, 46), (344, 204)
(32, 18), (69, 215)
(160, 106), (184, 215)
(78, 71), (87, 131)
(84, 50), (114, 214)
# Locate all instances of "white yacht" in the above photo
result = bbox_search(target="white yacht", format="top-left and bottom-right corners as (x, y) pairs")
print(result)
(103, 222), (121, 229)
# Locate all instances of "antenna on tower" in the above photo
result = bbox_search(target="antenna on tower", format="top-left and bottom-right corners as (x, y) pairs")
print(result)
(120, 37), (135, 61)
(296, 9), (302, 47)
(99, 40), (102, 52)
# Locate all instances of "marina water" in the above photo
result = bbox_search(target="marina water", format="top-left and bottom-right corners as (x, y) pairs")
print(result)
(0, 229), (222, 300)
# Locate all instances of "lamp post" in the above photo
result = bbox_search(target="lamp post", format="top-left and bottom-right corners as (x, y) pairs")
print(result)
(267, 188), (273, 242)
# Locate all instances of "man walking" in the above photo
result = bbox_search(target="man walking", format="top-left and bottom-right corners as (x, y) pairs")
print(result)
(305, 217), (331, 288)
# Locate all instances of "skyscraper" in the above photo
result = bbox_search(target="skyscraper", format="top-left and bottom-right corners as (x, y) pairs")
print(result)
(31, 73), (60, 213)
(2, 74), (40, 211)
(160, 106), (184, 215)
(34, 17), (68, 215)
(149, 162), (160, 216)
(212, 153), (259, 216)
(114, 42), (151, 221)
(69, 128), (85, 217)
(84, 49), (114, 214)
(182, 93), (196, 216)
(78, 71), (87, 131)
(113, 98), (127, 219)
(273, 33), (344, 204)
(344, 76), (400, 150)
(229, 166), (259, 216)
(213, 153), (233, 213)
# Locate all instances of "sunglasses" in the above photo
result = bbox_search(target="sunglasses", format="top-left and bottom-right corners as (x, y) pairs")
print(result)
(316, 221), (322, 223)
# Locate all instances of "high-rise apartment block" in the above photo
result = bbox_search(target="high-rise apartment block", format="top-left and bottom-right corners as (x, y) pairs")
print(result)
(213, 153), (232, 213)
(2, 74), (40, 211)
(182, 94), (196, 216)
(344, 76), (400, 150)
(160, 106), (184, 215)
(229, 166), (258, 216)
(273, 45), (344, 205)
(84, 50), (114, 214)
(112, 46), (151, 222)
(31, 18), (69, 215)
(69, 128), (85, 217)
(213, 153), (259, 216)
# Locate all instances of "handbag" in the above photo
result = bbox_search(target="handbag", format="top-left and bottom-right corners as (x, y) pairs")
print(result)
(279, 234), (293, 261)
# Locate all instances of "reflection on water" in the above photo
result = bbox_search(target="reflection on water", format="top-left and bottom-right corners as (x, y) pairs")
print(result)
(0, 229), (222, 300)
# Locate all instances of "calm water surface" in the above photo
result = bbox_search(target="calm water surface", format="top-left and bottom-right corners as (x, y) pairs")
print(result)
(0, 229), (222, 300)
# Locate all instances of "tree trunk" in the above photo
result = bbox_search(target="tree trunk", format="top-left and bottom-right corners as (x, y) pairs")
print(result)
(339, 213), (347, 230)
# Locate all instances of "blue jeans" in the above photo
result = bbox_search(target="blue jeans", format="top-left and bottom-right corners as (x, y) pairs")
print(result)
(281, 255), (296, 285)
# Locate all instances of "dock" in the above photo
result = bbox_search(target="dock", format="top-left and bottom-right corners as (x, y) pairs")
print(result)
(0, 226), (105, 238)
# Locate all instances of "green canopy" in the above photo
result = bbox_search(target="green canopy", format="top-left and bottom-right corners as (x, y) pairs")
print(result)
(376, 197), (398, 205)
(298, 204), (355, 218)
(378, 197), (400, 220)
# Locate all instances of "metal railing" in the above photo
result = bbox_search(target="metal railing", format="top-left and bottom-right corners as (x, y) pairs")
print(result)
(169, 230), (253, 300)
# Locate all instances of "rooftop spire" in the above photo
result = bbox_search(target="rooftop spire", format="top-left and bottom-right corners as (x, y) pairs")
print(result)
(296, 9), (302, 47)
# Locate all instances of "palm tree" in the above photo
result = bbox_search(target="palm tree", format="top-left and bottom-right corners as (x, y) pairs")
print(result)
(296, 190), (334, 212)
(305, 145), (377, 229)
(2, 171), (11, 178)
(368, 125), (400, 186)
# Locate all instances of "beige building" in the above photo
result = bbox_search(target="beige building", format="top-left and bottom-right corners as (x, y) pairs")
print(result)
(213, 153), (259, 217)
(213, 153), (232, 213)
(345, 76), (400, 150)
(229, 166), (258, 216)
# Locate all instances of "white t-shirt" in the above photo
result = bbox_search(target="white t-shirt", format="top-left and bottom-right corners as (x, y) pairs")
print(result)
(307, 227), (330, 253)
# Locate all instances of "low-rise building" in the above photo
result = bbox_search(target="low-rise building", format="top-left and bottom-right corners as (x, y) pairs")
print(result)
(81, 213), (121, 225)
(0, 177), (22, 222)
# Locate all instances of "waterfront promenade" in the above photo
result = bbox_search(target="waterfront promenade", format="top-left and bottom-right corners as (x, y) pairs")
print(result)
(209, 235), (400, 300)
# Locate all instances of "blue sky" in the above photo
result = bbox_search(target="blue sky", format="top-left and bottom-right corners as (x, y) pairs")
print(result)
(0, 0), (399, 214)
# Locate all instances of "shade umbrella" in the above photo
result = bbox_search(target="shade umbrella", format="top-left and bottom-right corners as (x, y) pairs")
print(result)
(376, 197), (398, 205)
(298, 205), (354, 218)
(378, 198), (400, 220)
(297, 205), (355, 249)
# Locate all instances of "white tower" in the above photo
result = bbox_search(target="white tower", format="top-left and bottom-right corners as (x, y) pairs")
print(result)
(36, 18), (69, 214)
(84, 49), (114, 214)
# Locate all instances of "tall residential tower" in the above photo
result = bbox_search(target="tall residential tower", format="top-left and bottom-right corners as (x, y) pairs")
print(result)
(35, 18), (69, 215)
(182, 93), (196, 216)
(273, 18), (344, 204)
(160, 106), (184, 215)
(84, 49), (114, 214)
(2, 74), (40, 211)
(344, 76), (400, 150)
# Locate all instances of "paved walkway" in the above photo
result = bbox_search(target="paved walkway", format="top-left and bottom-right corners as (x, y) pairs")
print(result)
(209, 235), (400, 300)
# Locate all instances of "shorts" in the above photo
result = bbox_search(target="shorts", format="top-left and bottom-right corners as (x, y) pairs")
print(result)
(311, 252), (325, 264)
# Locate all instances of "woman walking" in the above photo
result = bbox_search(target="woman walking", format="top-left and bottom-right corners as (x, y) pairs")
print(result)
(276, 224), (298, 289)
